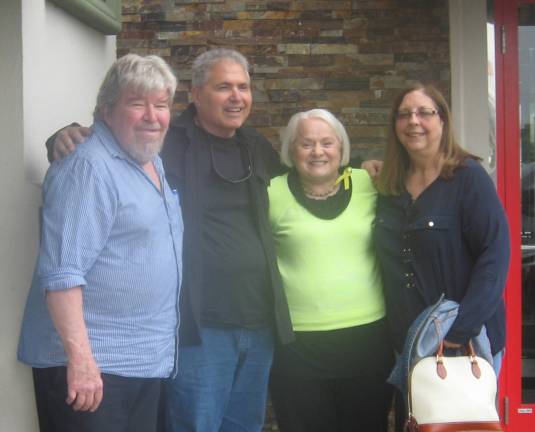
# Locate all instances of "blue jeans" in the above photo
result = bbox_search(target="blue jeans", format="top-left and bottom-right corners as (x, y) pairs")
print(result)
(493, 349), (505, 377)
(165, 326), (274, 432)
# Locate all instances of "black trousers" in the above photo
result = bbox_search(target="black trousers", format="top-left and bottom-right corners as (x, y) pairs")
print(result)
(32, 367), (161, 432)
(270, 372), (393, 432)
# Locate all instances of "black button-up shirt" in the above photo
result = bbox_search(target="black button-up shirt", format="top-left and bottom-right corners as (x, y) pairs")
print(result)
(374, 159), (510, 354)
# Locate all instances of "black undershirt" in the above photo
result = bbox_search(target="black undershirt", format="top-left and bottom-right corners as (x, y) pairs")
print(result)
(195, 127), (272, 329)
(287, 168), (352, 219)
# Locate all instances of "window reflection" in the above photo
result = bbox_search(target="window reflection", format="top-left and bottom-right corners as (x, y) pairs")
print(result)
(519, 3), (535, 404)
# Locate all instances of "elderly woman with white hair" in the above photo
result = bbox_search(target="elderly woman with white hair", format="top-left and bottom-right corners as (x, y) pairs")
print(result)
(268, 109), (394, 432)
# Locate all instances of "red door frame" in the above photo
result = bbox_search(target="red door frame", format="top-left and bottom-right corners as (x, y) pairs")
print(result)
(497, 0), (534, 429)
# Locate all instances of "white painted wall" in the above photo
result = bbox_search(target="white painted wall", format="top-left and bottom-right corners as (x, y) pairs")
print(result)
(0, 1), (115, 430)
(449, 0), (494, 174)
(0, 2), (38, 431)
(23, 0), (116, 184)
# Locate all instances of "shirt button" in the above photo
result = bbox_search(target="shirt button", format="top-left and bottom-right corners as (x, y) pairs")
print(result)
(428, 221), (434, 227)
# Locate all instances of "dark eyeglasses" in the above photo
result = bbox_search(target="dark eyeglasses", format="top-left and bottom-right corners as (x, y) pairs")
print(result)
(210, 143), (253, 184)
(395, 108), (439, 121)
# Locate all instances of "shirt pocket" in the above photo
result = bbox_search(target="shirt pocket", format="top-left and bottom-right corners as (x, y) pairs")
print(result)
(374, 213), (404, 256)
(406, 215), (454, 258)
(408, 215), (453, 232)
(375, 212), (400, 230)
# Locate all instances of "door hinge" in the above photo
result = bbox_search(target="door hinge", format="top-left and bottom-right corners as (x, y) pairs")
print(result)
(501, 25), (507, 54)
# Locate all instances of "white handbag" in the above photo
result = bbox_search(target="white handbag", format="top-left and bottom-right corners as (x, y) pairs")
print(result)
(406, 341), (502, 432)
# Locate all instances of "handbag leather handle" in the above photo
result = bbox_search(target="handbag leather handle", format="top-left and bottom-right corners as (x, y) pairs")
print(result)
(435, 340), (481, 380)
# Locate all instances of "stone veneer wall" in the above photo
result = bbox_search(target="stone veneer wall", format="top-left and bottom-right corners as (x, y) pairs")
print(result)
(118, 2), (449, 430)
(119, 0), (450, 157)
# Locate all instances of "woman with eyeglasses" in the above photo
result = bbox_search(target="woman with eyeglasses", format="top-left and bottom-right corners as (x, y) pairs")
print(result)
(373, 84), (510, 428)
(267, 109), (394, 432)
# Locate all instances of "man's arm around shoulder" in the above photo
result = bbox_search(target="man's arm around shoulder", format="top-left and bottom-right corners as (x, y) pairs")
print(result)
(46, 124), (91, 162)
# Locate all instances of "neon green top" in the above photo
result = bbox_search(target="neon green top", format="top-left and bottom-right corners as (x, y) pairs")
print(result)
(268, 169), (385, 331)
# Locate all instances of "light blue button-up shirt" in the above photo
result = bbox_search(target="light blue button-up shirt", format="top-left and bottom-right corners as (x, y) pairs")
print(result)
(18, 121), (183, 378)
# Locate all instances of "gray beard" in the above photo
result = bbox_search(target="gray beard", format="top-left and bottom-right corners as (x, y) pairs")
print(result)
(126, 139), (164, 165)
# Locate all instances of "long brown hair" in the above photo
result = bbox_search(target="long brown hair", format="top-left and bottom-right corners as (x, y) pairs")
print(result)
(376, 83), (480, 196)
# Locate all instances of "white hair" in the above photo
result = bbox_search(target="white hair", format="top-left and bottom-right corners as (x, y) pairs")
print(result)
(280, 109), (351, 167)
(94, 54), (177, 120)
(191, 48), (250, 88)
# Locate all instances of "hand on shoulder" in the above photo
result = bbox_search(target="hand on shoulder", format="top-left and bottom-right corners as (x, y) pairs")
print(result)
(53, 125), (92, 161)
(361, 159), (383, 178)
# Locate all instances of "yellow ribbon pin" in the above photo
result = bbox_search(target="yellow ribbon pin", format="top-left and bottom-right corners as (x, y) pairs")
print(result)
(335, 167), (352, 190)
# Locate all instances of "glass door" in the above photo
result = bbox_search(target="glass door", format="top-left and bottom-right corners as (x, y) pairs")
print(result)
(498, 0), (535, 429)
(518, 1), (535, 407)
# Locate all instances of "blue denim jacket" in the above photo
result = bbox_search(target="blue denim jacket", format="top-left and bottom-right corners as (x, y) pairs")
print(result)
(388, 295), (493, 402)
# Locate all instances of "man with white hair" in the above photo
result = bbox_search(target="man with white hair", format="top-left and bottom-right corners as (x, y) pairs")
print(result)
(18, 54), (183, 432)
(47, 48), (294, 432)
